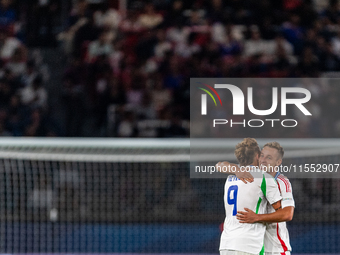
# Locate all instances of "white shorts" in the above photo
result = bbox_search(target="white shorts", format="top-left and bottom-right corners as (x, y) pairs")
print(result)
(220, 250), (257, 255)
(265, 252), (291, 255)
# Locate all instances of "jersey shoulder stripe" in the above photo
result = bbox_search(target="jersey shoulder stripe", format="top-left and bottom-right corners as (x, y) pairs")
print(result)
(277, 176), (291, 192)
(277, 176), (290, 192)
(276, 180), (281, 193)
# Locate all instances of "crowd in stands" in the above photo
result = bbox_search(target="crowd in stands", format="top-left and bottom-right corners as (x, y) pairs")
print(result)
(0, 0), (56, 137)
(1, 0), (340, 137)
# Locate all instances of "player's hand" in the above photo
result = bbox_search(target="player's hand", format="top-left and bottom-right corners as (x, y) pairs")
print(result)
(236, 208), (258, 223)
(215, 162), (254, 184)
(215, 161), (226, 168)
(215, 162), (229, 173)
(235, 171), (254, 184)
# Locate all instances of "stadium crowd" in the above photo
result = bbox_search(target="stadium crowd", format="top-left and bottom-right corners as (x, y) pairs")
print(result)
(0, 0), (340, 137)
(0, 0), (58, 137)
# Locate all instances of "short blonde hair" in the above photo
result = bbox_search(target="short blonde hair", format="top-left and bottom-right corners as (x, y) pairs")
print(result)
(263, 142), (284, 159)
(235, 138), (261, 166)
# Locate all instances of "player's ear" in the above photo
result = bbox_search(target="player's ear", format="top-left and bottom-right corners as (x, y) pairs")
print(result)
(277, 158), (282, 166)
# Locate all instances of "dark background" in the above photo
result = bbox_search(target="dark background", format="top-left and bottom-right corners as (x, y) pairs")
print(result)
(0, 0), (340, 253)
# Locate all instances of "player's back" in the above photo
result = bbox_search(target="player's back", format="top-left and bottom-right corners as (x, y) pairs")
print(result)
(220, 170), (281, 254)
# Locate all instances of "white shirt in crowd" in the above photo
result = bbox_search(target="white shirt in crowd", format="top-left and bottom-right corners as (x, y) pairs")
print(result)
(20, 85), (48, 109)
(0, 37), (21, 60)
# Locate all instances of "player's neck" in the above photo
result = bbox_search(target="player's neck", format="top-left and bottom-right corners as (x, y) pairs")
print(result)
(268, 171), (276, 178)
(251, 160), (258, 166)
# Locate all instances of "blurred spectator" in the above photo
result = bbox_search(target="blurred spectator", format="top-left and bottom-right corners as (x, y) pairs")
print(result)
(21, 60), (38, 87)
(331, 30), (340, 56)
(281, 14), (304, 54)
(73, 14), (100, 58)
(137, 3), (163, 29)
(218, 28), (242, 56)
(0, 0), (16, 27)
(297, 47), (320, 76)
(28, 0), (60, 46)
(136, 92), (157, 125)
(106, 78), (126, 106)
(163, 0), (185, 27)
(166, 21), (190, 44)
(154, 29), (172, 58)
(117, 110), (136, 137)
(93, 2), (121, 29)
(20, 75), (48, 110)
(184, 8), (206, 26)
(274, 34), (293, 57)
(258, 17), (277, 40)
(174, 32), (200, 58)
(321, 0), (340, 24)
(24, 107), (48, 136)
(151, 74), (171, 112)
(244, 27), (269, 57)
(319, 42), (340, 72)
(205, 0), (225, 24)
(0, 26), (23, 60)
(68, 0), (90, 27)
(87, 28), (114, 62)
(5, 47), (26, 77)
(58, 0), (90, 54)
(120, 8), (144, 32)
(92, 67), (113, 133)
(6, 94), (28, 136)
(62, 56), (87, 137)
(299, 1), (318, 28)
(163, 55), (184, 89)
(126, 74), (145, 109)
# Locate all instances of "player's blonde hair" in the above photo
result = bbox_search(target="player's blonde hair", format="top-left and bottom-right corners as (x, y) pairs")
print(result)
(235, 138), (261, 166)
(263, 142), (284, 159)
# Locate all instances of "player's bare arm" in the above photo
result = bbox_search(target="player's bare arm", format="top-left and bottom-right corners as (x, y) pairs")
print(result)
(236, 200), (294, 224)
(215, 161), (254, 183)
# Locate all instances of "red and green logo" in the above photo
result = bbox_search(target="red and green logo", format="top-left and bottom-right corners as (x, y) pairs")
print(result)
(198, 82), (222, 115)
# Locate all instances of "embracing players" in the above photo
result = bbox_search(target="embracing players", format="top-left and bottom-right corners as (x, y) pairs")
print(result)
(219, 138), (282, 255)
(218, 141), (295, 255)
